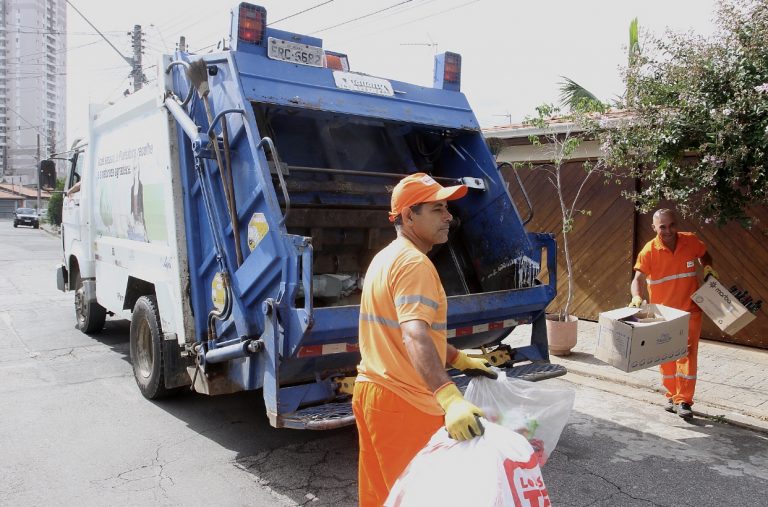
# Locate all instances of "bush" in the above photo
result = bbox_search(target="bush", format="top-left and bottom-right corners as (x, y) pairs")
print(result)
(600, 0), (768, 226)
(48, 178), (64, 226)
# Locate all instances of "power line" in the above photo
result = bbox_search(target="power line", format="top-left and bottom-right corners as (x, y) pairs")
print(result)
(310, 0), (413, 34)
(268, 0), (336, 26)
(3, 22), (124, 34)
(337, 0), (482, 44)
(65, 0), (134, 68)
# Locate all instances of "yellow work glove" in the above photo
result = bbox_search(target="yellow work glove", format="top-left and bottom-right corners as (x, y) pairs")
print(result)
(450, 350), (498, 379)
(628, 295), (644, 308)
(434, 383), (485, 441)
(703, 265), (719, 280)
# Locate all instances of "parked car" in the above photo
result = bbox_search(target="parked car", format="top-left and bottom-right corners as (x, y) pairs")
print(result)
(13, 208), (39, 229)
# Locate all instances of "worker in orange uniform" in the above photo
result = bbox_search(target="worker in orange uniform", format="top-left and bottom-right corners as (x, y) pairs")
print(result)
(630, 209), (716, 420)
(353, 173), (498, 507)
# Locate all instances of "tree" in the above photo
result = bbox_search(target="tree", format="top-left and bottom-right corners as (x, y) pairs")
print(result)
(48, 178), (65, 226)
(601, 0), (768, 225)
(559, 18), (640, 110)
(521, 100), (607, 320)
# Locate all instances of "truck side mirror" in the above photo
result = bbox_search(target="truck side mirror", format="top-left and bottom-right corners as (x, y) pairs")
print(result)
(40, 159), (57, 189)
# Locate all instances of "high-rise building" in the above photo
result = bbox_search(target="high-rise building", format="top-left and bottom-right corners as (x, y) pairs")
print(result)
(0, 0), (67, 185)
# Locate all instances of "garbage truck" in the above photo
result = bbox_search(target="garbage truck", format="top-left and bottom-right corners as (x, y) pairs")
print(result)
(54, 2), (564, 430)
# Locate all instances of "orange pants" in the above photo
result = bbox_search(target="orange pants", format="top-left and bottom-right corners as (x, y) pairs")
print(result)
(352, 381), (443, 507)
(660, 311), (703, 405)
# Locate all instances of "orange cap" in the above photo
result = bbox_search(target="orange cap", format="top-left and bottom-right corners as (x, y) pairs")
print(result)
(389, 173), (468, 222)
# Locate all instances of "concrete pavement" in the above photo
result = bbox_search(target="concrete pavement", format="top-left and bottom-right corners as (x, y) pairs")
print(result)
(509, 320), (768, 433)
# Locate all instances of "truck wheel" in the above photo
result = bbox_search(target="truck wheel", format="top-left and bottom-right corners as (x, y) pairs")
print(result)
(130, 295), (173, 399)
(74, 273), (106, 334)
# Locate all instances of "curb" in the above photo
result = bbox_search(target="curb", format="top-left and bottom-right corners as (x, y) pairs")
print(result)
(560, 364), (768, 434)
(39, 223), (60, 238)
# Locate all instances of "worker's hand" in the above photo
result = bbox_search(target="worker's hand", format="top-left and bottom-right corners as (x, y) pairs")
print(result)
(450, 350), (498, 379)
(434, 383), (485, 441)
(703, 265), (719, 280)
(628, 295), (644, 308)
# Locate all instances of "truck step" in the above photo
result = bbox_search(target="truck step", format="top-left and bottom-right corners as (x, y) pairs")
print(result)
(280, 399), (355, 430)
(280, 363), (566, 430)
(454, 362), (567, 390)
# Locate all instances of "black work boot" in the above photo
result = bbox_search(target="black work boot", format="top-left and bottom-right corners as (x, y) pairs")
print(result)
(676, 402), (693, 420)
(664, 398), (675, 413)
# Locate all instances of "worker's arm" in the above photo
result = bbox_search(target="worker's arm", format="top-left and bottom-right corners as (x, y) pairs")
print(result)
(630, 270), (647, 299)
(401, 319), (486, 441)
(629, 270), (647, 307)
(401, 319), (452, 392)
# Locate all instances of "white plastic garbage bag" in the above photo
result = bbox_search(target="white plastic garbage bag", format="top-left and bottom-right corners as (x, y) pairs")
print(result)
(385, 422), (550, 507)
(464, 373), (575, 465)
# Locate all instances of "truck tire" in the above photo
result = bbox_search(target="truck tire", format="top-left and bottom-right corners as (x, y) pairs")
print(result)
(130, 295), (174, 399)
(74, 273), (106, 334)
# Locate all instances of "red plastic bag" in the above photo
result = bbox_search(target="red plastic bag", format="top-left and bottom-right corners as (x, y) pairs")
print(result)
(385, 423), (551, 507)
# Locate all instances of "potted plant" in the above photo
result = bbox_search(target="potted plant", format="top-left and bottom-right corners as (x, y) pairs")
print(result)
(520, 100), (607, 355)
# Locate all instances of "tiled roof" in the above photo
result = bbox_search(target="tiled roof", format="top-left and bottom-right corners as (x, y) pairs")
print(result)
(0, 188), (25, 201)
(0, 183), (52, 198)
(483, 109), (635, 138)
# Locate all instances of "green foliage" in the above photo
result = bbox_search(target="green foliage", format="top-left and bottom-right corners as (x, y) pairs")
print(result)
(601, 0), (768, 226)
(48, 178), (64, 226)
(558, 77), (600, 111)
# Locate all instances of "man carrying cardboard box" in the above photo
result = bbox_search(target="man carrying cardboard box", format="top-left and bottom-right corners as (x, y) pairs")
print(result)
(629, 209), (716, 420)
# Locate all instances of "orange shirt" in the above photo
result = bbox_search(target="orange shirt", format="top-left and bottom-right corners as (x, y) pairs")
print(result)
(356, 237), (447, 416)
(634, 232), (707, 313)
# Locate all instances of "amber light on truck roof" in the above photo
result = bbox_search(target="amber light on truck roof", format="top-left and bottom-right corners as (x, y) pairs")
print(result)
(443, 52), (461, 85)
(238, 3), (267, 45)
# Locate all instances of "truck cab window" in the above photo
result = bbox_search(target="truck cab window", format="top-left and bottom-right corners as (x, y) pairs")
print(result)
(67, 151), (84, 194)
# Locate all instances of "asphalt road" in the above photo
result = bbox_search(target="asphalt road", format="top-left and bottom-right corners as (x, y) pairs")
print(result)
(1, 220), (767, 506)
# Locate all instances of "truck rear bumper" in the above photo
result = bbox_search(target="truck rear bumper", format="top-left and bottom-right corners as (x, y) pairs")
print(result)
(276, 362), (566, 430)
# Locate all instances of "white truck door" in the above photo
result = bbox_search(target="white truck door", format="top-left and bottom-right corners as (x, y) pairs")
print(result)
(62, 149), (88, 273)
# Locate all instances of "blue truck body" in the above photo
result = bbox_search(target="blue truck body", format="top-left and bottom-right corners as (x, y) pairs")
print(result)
(141, 3), (561, 428)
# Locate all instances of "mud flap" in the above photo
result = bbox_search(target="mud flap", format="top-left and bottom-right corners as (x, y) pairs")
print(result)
(163, 333), (192, 389)
(56, 264), (68, 291)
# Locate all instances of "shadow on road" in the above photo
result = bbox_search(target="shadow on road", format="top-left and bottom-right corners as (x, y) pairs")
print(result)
(150, 384), (359, 506)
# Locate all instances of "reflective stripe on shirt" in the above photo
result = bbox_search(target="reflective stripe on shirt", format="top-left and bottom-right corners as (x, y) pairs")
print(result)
(359, 312), (400, 329)
(431, 322), (447, 331)
(395, 295), (439, 310)
(646, 272), (697, 285)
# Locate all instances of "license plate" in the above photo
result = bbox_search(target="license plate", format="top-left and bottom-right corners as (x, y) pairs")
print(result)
(267, 37), (324, 68)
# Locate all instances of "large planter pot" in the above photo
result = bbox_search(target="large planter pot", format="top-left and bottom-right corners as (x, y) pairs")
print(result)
(546, 314), (579, 356)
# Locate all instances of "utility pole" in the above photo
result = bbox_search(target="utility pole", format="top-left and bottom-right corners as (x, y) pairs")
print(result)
(66, 1), (145, 92)
(131, 25), (146, 92)
(36, 134), (41, 211)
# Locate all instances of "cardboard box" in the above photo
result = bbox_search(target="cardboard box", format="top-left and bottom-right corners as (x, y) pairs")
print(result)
(595, 305), (690, 372)
(692, 278), (756, 335)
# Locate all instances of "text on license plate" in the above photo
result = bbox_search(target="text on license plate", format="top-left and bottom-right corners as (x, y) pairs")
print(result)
(267, 38), (324, 67)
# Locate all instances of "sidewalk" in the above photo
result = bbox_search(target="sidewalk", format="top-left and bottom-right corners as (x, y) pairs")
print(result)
(508, 320), (768, 433)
